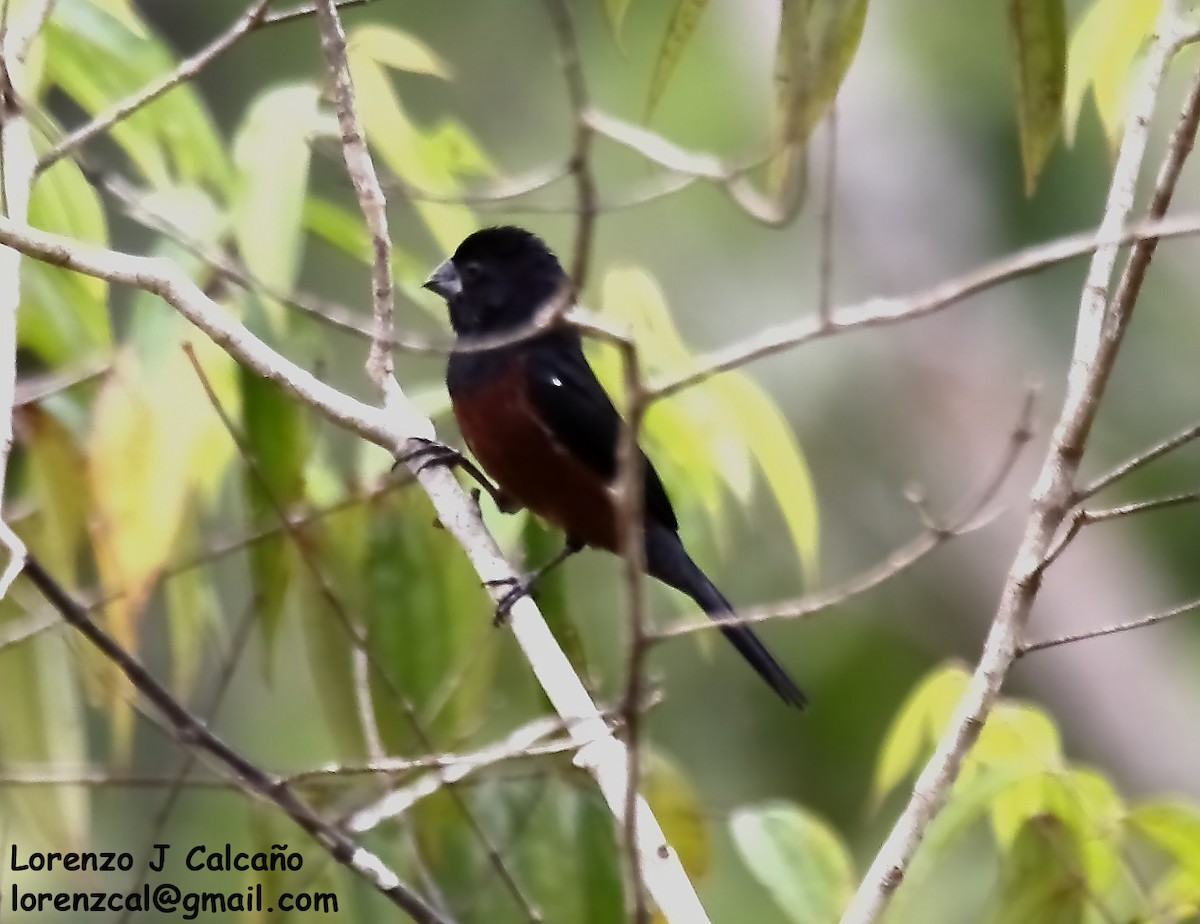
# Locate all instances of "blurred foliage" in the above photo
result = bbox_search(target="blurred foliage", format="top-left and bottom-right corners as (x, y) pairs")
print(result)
(0, 0), (1197, 922)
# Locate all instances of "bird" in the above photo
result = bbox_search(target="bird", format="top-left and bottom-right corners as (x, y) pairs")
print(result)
(422, 226), (806, 708)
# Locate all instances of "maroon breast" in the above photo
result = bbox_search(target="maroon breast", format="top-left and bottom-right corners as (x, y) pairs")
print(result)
(451, 357), (619, 552)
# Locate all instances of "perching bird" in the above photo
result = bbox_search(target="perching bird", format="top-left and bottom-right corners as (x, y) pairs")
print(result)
(423, 226), (805, 707)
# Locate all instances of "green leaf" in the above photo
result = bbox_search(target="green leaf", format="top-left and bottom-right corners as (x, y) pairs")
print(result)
(643, 750), (710, 880)
(21, 153), (111, 365)
(0, 608), (90, 849)
(989, 815), (1086, 924)
(18, 405), (91, 583)
(46, 0), (231, 189)
(299, 502), (368, 759)
(232, 84), (321, 332)
(990, 768), (1124, 889)
(769, 0), (868, 198)
(646, 0), (711, 116)
(602, 0), (635, 45)
(347, 24), (449, 77)
(1063, 0), (1160, 147)
(345, 24), (482, 251)
(364, 492), (495, 744)
(304, 196), (374, 264)
(162, 517), (222, 698)
(1006, 0), (1067, 194)
(578, 792), (624, 924)
(240, 368), (309, 653)
(1131, 801), (1200, 881)
(972, 702), (1063, 773)
(593, 265), (818, 576)
(731, 801), (854, 924)
(872, 663), (970, 803)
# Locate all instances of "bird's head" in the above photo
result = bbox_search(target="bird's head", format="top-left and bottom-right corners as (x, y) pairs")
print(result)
(424, 226), (567, 337)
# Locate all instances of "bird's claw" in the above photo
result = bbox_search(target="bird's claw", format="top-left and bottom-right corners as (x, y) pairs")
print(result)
(393, 437), (463, 476)
(484, 575), (532, 626)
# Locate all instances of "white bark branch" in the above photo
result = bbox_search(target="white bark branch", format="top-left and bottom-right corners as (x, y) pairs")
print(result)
(839, 6), (1192, 923)
(0, 214), (711, 923)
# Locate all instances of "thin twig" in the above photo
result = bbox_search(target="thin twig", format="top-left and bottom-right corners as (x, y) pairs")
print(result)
(117, 596), (258, 924)
(1018, 596), (1200, 656)
(653, 212), (1200, 401)
(840, 9), (1194, 924)
(36, 0), (273, 174)
(11, 551), (448, 924)
(540, 0), (597, 290)
(1075, 419), (1200, 501)
(314, 0), (393, 388)
(817, 105), (838, 328)
(262, 0), (371, 27)
(657, 386), (1033, 639)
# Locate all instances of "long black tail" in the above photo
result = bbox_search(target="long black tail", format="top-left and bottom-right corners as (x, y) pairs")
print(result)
(644, 526), (806, 708)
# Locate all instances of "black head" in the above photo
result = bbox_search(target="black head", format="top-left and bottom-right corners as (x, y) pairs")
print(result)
(423, 226), (566, 336)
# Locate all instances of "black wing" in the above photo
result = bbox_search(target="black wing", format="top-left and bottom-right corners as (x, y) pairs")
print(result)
(524, 335), (679, 532)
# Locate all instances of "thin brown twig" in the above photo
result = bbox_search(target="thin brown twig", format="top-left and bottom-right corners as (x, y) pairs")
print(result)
(653, 213), (1200, 402)
(540, 0), (597, 291)
(35, 0), (273, 174)
(117, 596), (258, 924)
(1018, 595), (1200, 656)
(817, 104), (838, 328)
(16, 552), (448, 924)
(262, 0), (371, 26)
(1075, 419), (1200, 501)
(314, 0), (393, 388)
(657, 385), (1034, 639)
(841, 10), (1195, 922)
(1037, 489), (1200, 574)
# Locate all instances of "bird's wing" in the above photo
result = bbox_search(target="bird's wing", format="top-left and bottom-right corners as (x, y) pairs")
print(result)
(525, 337), (679, 532)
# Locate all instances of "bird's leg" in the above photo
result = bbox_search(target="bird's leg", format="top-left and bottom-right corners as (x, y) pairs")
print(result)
(487, 537), (584, 626)
(393, 437), (519, 513)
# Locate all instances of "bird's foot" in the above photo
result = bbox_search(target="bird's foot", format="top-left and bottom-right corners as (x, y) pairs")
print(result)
(395, 439), (520, 514)
(483, 574), (533, 626)
(393, 437), (462, 476)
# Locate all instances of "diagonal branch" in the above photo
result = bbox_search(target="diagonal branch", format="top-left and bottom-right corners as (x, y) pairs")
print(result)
(839, 7), (1197, 924)
(6, 541), (449, 924)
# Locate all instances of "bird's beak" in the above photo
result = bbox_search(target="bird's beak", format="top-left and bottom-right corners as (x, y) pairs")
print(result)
(423, 258), (462, 300)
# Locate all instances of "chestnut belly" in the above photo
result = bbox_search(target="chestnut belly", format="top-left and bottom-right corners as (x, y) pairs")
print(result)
(450, 361), (620, 551)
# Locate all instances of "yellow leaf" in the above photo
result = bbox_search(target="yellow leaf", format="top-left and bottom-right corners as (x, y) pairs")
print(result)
(1063, 0), (1159, 147)
(87, 340), (235, 751)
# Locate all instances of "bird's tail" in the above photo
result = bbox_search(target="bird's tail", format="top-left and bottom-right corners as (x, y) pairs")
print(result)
(644, 526), (807, 708)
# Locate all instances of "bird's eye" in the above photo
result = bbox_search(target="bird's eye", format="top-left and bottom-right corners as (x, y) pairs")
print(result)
(460, 262), (485, 284)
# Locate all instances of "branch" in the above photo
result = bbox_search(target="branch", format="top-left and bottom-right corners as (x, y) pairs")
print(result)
(1018, 595), (1200, 657)
(35, 0), (272, 174)
(1076, 418), (1200, 501)
(314, 0), (392, 388)
(3, 541), (449, 924)
(0, 136), (710, 924)
(657, 386), (1033, 639)
(840, 9), (1196, 924)
(0, 0), (54, 522)
(651, 212), (1200, 402)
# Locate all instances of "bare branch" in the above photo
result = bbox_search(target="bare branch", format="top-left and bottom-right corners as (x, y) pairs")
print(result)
(1019, 595), (1200, 656)
(840, 9), (1196, 924)
(314, 0), (393, 388)
(1076, 418), (1200, 501)
(657, 386), (1033, 639)
(540, 0), (596, 289)
(653, 212), (1200, 401)
(36, 0), (273, 174)
(12, 551), (449, 924)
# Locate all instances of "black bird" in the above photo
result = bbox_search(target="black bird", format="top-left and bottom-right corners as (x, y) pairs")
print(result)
(423, 226), (805, 707)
